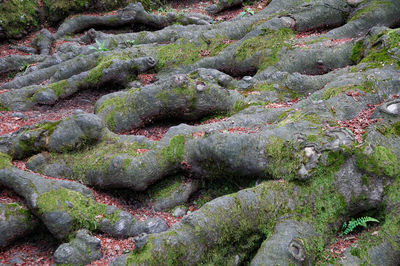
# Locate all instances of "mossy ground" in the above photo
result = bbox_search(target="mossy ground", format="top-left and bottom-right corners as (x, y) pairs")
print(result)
(0, 0), (39, 38)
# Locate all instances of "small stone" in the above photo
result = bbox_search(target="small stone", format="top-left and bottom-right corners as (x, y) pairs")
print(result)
(173, 206), (188, 217)
(64, 201), (74, 208)
(347, 0), (363, 6)
(10, 257), (25, 264)
(10, 113), (27, 119)
(196, 81), (206, 92)
(134, 233), (148, 250)
(304, 147), (315, 158)
(243, 76), (253, 82)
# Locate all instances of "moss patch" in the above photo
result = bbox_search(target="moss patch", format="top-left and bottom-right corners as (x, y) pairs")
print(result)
(349, 0), (392, 21)
(156, 35), (233, 71)
(84, 53), (133, 85)
(36, 188), (121, 236)
(264, 135), (305, 180)
(350, 40), (365, 64)
(156, 135), (186, 167)
(0, 152), (12, 169)
(355, 145), (400, 178)
(360, 28), (400, 69)
(55, 139), (148, 182)
(0, 0), (39, 38)
(321, 81), (375, 100)
(234, 28), (295, 70)
(147, 175), (183, 200)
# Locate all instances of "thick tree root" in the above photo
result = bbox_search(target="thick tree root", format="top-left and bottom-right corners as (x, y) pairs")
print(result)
(206, 0), (244, 15)
(0, 202), (38, 248)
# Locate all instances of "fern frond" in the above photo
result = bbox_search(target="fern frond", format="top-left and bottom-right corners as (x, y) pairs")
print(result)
(342, 216), (379, 235)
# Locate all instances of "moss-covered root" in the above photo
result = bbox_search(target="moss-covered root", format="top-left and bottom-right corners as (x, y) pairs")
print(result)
(250, 220), (318, 265)
(8, 110), (103, 159)
(0, 54), (47, 75)
(0, 52), (101, 91)
(54, 3), (169, 39)
(111, 178), (339, 266)
(95, 72), (241, 133)
(0, 165), (158, 240)
(31, 55), (156, 106)
(0, 202), (38, 248)
(326, 0), (400, 38)
(27, 135), (185, 192)
(113, 182), (289, 266)
(36, 188), (143, 240)
(31, 29), (54, 55)
(205, 0), (243, 15)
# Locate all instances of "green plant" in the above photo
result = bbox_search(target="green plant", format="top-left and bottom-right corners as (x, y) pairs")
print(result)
(125, 40), (137, 47)
(341, 216), (379, 235)
(88, 40), (109, 52)
(19, 62), (30, 73)
(238, 8), (255, 17)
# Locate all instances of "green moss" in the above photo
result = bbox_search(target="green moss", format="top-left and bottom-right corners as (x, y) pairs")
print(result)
(0, 152), (12, 169)
(35, 120), (60, 136)
(377, 121), (400, 137)
(156, 35), (232, 71)
(156, 135), (186, 166)
(306, 134), (319, 142)
(127, 235), (157, 264)
(85, 54), (133, 85)
(350, 40), (365, 64)
(234, 28), (295, 70)
(4, 203), (31, 223)
(321, 81), (375, 100)
(53, 139), (148, 182)
(95, 93), (130, 130)
(172, 84), (197, 110)
(36, 188), (121, 236)
(298, 151), (348, 233)
(264, 136), (305, 181)
(0, 102), (10, 111)
(349, 0), (391, 21)
(43, 0), (165, 23)
(48, 80), (69, 98)
(0, 0), (39, 38)
(355, 145), (400, 178)
(147, 176), (183, 200)
(276, 111), (302, 127)
(360, 28), (400, 69)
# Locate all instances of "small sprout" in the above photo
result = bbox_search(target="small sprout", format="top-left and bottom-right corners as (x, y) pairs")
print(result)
(238, 8), (255, 17)
(88, 40), (109, 52)
(125, 40), (137, 47)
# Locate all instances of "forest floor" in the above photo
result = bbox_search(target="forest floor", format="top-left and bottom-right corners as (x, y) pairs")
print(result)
(0, 0), (368, 264)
